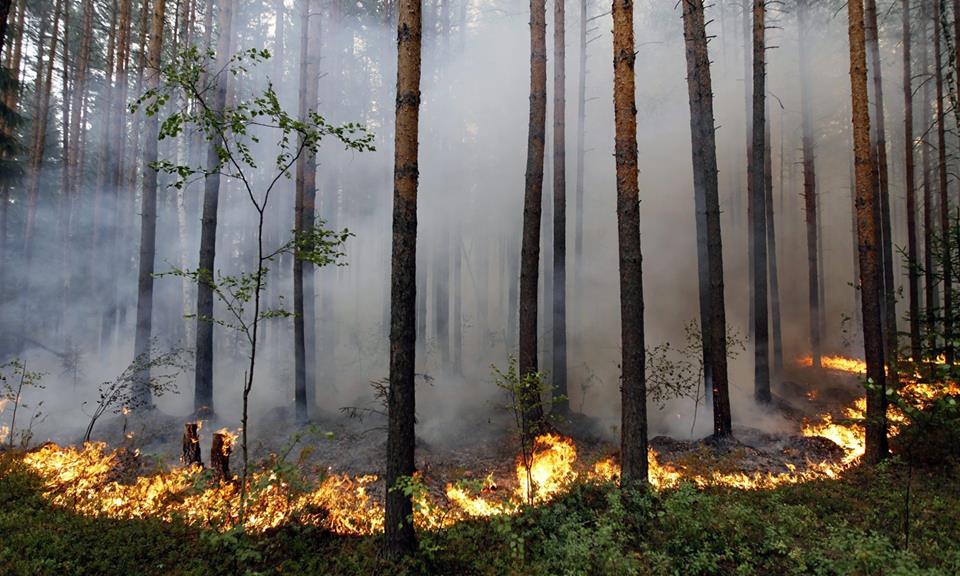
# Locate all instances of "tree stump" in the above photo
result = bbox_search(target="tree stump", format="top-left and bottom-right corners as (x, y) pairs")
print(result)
(181, 422), (203, 467)
(210, 430), (232, 482)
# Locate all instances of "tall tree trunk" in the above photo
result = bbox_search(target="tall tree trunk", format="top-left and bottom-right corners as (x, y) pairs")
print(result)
(682, 0), (731, 438)
(764, 104), (782, 380)
(574, 0), (586, 362)
(552, 0), (568, 413)
(294, 0), (321, 422)
(194, 0), (233, 416)
(934, 2), (952, 362)
(91, 0), (117, 350)
(922, 0), (936, 342)
(798, 0), (821, 369)
(63, 0), (94, 333)
(865, 0), (899, 377)
(848, 0), (889, 465)
(903, 0), (921, 361)
(743, 0), (755, 339)
(103, 0), (132, 346)
(133, 0), (165, 409)
(519, 0), (547, 433)
(385, 0), (421, 558)
(613, 0), (647, 486)
(23, 1), (59, 259)
(750, 0), (770, 403)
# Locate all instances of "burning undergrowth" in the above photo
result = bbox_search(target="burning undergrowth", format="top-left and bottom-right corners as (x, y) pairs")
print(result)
(6, 355), (957, 538)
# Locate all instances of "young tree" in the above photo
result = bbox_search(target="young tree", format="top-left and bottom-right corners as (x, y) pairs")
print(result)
(132, 0), (165, 409)
(681, 0), (731, 437)
(903, 0), (921, 361)
(518, 0), (548, 434)
(613, 0), (647, 486)
(552, 0), (568, 414)
(750, 0), (770, 403)
(385, 0), (422, 558)
(798, 0), (822, 369)
(847, 0), (889, 465)
(194, 0), (232, 416)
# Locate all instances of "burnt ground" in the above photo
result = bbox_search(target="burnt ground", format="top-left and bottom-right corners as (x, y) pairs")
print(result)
(87, 361), (865, 497)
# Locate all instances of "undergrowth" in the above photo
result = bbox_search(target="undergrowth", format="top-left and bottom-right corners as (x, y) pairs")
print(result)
(1, 453), (957, 576)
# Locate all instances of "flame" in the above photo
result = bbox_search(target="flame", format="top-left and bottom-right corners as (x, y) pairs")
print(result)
(797, 355), (867, 374)
(516, 434), (578, 503)
(14, 365), (957, 536)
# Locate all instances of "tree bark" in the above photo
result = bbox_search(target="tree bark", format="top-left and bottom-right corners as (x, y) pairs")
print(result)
(194, 0), (232, 416)
(210, 430), (232, 482)
(181, 422), (203, 467)
(921, 0), (936, 342)
(848, 0), (889, 465)
(132, 0), (164, 409)
(612, 0), (647, 486)
(518, 0), (548, 434)
(865, 0), (899, 378)
(751, 0), (770, 403)
(798, 0), (822, 369)
(764, 103), (782, 380)
(903, 0), (921, 361)
(385, 0), (421, 558)
(294, 0), (321, 422)
(682, 0), (731, 437)
(574, 0), (586, 367)
(934, 3), (952, 362)
(552, 0), (568, 414)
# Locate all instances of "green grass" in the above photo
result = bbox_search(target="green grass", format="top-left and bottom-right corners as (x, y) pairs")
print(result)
(1, 454), (958, 576)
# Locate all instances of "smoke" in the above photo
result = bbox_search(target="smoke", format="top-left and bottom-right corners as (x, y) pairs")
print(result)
(0, 0), (888, 449)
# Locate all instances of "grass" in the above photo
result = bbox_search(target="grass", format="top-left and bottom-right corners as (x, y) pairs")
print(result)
(1, 453), (958, 576)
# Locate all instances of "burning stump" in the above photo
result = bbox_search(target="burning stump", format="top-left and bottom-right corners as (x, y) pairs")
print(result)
(211, 430), (233, 483)
(181, 422), (203, 467)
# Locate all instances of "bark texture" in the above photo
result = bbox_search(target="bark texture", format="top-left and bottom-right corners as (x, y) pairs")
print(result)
(681, 0), (731, 437)
(612, 0), (648, 486)
(385, 0), (422, 558)
(848, 0), (889, 465)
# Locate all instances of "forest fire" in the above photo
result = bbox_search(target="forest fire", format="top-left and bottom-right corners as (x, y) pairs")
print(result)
(797, 355), (868, 374)
(10, 356), (956, 536)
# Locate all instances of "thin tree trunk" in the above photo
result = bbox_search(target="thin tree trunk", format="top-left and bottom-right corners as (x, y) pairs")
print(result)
(751, 0), (770, 403)
(613, 0), (647, 486)
(23, 0), (60, 262)
(519, 0), (548, 433)
(764, 103), (782, 380)
(194, 0), (232, 416)
(133, 0), (165, 408)
(294, 0), (321, 422)
(798, 0), (821, 369)
(743, 0), (755, 339)
(848, 0), (889, 465)
(682, 0), (731, 437)
(922, 0), (936, 342)
(574, 0), (586, 362)
(934, 2), (952, 362)
(903, 0), (921, 361)
(865, 0), (899, 377)
(385, 0), (421, 558)
(552, 0), (568, 413)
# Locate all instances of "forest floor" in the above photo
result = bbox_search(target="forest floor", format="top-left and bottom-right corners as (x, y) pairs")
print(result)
(2, 364), (959, 575)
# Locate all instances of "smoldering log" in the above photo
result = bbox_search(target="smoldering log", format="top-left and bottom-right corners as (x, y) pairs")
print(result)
(181, 422), (202, 467)
(210, 431), (232, 482)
